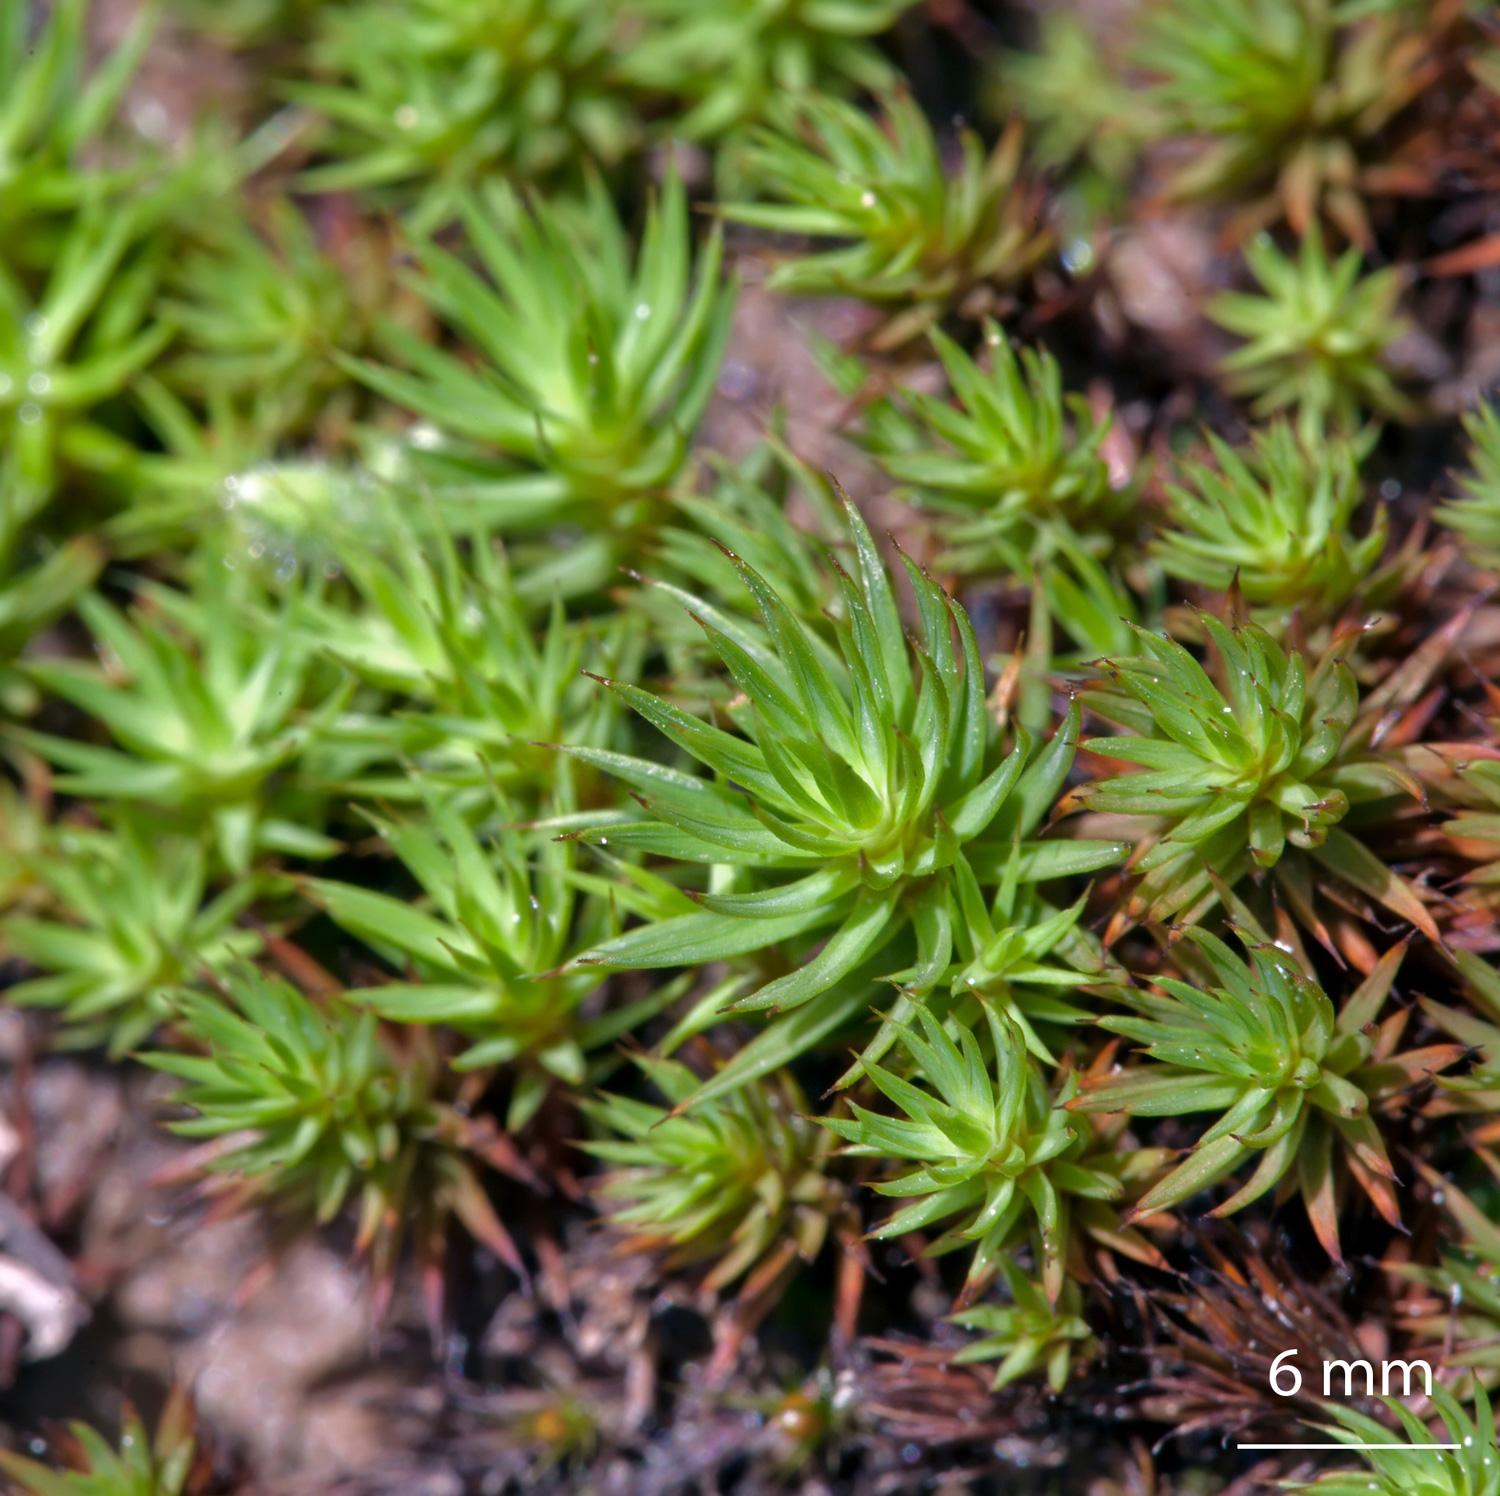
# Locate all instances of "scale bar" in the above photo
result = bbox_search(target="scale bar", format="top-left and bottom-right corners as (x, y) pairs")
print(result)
(1236, 1443), (1459, 1451)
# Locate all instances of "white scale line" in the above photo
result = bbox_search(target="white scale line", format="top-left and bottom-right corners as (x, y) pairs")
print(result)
(1236, 1443), (1460, 1451)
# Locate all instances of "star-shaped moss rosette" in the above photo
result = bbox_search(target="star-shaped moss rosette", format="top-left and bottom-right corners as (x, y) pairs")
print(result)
(3, 818), (259, 1055)
(1209, 229), (1414, 436)
(996, 12), (1154, 201)
(145, 965), (535, 1309)
(294, 502), (635, 802)
(823, 1005), (1165, 1305)
(1152, 421), (1406, 630)
(582, 1055), (841, 1294)
(834, 762), (1129, 1087)
(158, 199), (391, 455)
(564, 498), (1124, 1105)
(859, 322), (1127, 573)
(1071, 614), (1435, 939)
(872, 874), (1108, 1075)
(1072, 931), (1462, 1260)
(723, 92), (1051, 349)
(291, 0), (643, 232)
(1138, 0), (1432, 243)
(12, 572), (348, 873)
(303, 781), (678, 1130)
(623, 0), (917, 142)
(949, 1264), (1094, 1393)
(347, 171), (734, 597)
